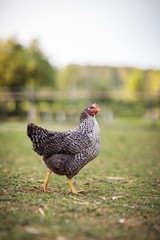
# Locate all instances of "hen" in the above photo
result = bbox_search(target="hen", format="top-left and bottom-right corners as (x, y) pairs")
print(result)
(27, 103), (100, 194)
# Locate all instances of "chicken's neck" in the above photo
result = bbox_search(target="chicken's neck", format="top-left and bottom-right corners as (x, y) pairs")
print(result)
(78, 115), (98, 134)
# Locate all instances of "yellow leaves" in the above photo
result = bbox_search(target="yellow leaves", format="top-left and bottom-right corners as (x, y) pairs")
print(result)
(39, 101), (50, 112)
(26, 60), (36, 73)
(126, 68), (144, 93)
(148, 70), (160, 94)
(20, 101), (30, 111)
(7, 101), (16, 112)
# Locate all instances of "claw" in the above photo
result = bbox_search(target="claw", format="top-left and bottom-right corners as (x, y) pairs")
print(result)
(69, 189), (85, 195)
(67, 177), (85, 195)
(42, 184), (51, 193)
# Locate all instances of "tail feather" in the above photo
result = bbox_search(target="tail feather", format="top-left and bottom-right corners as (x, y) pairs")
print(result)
(27, 123), (35, 138)
(27, 123), (49, 156)
(27, 123), (68, 157)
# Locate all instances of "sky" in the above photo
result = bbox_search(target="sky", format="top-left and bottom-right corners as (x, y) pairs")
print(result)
(0, 0), (160, 69)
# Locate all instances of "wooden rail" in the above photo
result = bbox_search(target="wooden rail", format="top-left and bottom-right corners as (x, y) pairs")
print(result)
(0, 89), (159, 101)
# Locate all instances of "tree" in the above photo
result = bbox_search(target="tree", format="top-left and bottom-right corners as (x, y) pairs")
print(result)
(126, 68), (144, 93)
(0, 38), (56, 89)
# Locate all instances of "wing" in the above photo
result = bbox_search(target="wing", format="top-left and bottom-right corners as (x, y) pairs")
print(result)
(27, 123), (92, 157)
(64, 130), (92, 154)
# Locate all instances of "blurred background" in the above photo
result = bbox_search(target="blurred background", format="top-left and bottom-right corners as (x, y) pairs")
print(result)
(0, 2), (160, 239)
(0, 0), (160, 125)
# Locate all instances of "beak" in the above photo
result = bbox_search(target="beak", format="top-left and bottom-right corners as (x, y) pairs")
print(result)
(93, 103), (100, 113)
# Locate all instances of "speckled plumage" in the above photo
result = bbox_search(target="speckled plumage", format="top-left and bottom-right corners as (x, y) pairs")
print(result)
(27, 104), (101, 179)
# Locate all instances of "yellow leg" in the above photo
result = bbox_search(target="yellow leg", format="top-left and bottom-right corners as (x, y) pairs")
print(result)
(66, 177), (85, 194)
(43, 169), (51, 193)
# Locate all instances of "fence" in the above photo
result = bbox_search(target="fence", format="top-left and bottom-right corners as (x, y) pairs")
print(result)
(0, 88), (159, 123)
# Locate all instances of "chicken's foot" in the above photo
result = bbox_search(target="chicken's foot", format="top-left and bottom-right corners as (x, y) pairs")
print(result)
(66, 177), (85, 194)
(43, 169), (51, 193)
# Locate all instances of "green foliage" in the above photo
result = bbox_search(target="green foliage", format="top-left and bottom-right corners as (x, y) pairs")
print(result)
(0, 38), (56, 88)
(126, 68), (144, 92)
(0, 37), (160, 96)
(57, 65), (160, 96)
(0, 37), (160, 121)
(57, 65), (116, 90)
(147, 70), (160, 94)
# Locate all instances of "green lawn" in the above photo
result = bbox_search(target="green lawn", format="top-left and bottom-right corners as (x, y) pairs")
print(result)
(0, 120), (160, 240)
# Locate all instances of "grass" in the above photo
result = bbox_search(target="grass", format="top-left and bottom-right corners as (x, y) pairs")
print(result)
(0, 119), (160, 240)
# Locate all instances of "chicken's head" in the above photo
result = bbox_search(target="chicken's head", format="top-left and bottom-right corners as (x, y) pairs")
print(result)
(80, 103), (100, 122)
(87, 103), (100, 115)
